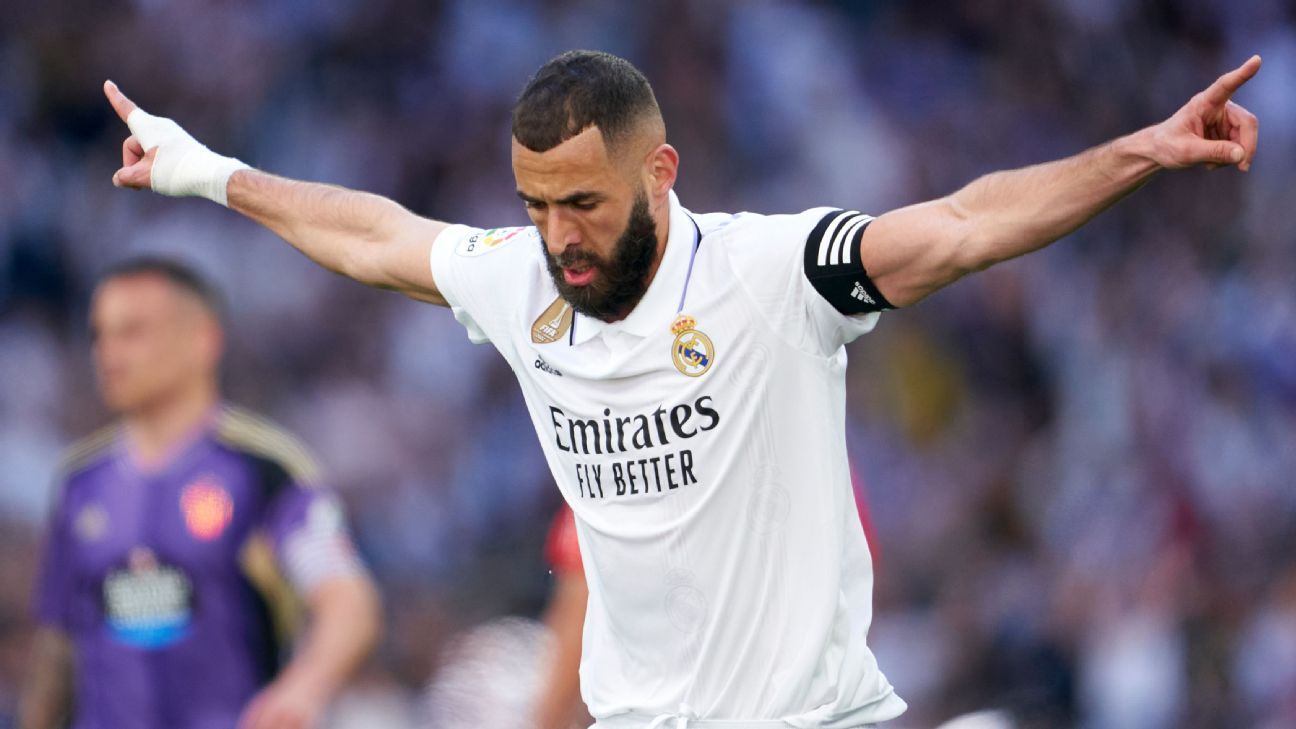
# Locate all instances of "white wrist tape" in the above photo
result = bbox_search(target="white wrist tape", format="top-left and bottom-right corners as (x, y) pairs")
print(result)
(125, 108), (249, 207)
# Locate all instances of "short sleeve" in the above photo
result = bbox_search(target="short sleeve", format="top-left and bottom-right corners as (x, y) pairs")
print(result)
(32, 493), (73, 629)
(430, 223), (542, 345)
(264, 485), (366, 595)
(722, 208), (890, 356)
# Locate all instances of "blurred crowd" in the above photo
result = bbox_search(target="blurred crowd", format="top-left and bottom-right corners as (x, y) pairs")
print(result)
(2, 0), (1294, 727)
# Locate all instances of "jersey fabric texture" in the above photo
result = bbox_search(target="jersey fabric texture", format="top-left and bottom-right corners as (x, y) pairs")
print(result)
(430, 191), (907, 728)
(547, 465), (880, 577)
(33, 405), (364, 729)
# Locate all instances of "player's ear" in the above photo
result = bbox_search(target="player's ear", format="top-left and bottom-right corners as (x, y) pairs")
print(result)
(645, 143), (678, 203)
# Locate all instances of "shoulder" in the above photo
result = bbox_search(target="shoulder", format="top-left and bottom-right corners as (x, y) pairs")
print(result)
(53, 423), (121, 490)
(431, 223), (558, 346)
(213, 405), (323, 489)
(695, 207), (844, 253)
(691, 206), (846, 277)
(453, 225), (541, 256)
(433, 223), (545, 274)
(431, 224), (548, 308)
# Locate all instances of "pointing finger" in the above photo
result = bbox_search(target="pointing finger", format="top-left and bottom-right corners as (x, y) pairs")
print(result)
(103, 80), (138, 124)
(1201, 55), (1262, 107)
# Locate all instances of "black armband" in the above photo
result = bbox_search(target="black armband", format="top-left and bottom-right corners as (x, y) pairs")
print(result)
(803, 209), (894, 315)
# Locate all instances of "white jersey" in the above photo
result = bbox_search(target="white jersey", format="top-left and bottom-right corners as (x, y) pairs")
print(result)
(430, 191), (907, 728)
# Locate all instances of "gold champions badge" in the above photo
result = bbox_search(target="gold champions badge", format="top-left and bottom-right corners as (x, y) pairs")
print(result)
(670, 315), (715, 377)
(532, 298), (574, 344)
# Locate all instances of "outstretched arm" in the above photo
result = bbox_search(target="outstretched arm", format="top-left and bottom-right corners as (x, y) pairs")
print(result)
(103, 82), (449, 305)
(862, 56), (1261, 307)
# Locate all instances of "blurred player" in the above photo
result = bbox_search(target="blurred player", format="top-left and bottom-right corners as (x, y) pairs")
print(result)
(19, 258), (381, 729)
(101, 50), (1259, 727)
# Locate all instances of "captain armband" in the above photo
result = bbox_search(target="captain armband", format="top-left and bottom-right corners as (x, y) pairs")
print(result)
(802, 209), (895, 315)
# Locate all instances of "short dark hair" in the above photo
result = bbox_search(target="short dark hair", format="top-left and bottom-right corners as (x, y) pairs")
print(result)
(98, 256), (225, 321)
(512, 50), (662, 153)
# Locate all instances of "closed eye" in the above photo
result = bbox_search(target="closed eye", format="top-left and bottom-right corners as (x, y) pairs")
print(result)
(517, 190), (605, 212)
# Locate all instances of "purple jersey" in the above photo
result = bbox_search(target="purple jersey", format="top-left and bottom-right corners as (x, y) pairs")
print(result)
(33, 406), (363, 729)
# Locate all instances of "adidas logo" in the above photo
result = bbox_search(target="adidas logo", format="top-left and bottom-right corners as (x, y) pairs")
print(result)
(851, 282), (875, 305)
(534, 357), (563, 377)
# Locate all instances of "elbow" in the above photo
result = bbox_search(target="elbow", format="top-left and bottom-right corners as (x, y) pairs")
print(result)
(952, 235), (996, 277)
(337, 242), (385, 288)
(354, 575), (384, 653)
(942, 196), (994, 278)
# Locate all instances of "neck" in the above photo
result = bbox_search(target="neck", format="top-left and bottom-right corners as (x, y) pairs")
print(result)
(123, 380), (219, 468)
(648, 205), (671, 287)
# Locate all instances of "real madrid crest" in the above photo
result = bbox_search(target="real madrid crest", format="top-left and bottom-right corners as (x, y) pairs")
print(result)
(670, 314), (715, 377)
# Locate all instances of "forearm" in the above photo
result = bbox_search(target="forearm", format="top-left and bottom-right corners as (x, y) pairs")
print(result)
(228, 170), (440, 292)
(279, 575), (382, 702)
(536, 573), (589, 729)
(99, 81), (448, 302)
(951, 129), (1162, 270)
(19, 628), (74, 729)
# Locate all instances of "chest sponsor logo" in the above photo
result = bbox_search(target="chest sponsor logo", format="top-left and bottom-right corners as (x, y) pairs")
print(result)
(549, 396), (720, 500)
(456, 226), (529, 257)
(103, 547), (194, 649)
(531, 297), (574, 344)
(180, 477), (234, 542)
(74, 503), (108, 542)
(671, 328), (715, 377)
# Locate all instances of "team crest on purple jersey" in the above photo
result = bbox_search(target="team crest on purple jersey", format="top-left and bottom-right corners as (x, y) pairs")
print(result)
(180, 476), (234, 541)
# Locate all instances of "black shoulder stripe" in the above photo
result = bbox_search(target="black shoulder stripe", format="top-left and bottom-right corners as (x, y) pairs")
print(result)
(803, 209), (894, 315)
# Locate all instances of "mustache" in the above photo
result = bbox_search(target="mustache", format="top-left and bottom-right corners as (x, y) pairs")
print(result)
(552, 248), (603, 269)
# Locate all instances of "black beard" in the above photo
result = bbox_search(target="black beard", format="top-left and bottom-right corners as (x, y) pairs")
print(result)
(543, 194), (658, 321)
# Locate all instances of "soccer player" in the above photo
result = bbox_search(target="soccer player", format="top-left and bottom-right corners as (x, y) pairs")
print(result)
(19, 258), (381, 729)
(100, 50), (1260, 727)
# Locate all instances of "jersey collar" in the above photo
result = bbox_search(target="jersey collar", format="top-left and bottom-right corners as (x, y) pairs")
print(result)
(118, 404), (222, 477)
(570, 190), (694, 344)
